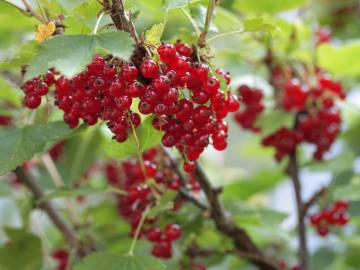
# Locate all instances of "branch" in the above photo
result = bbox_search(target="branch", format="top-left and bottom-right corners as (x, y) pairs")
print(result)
(194, 163), (278, 270)
(21, 0), (46, 23)
(14, 167), (95, 256)
(106, 0), (140, 45)
(159, 147), (208, 212)
(303, 186), (327, 215)
(286, 152), (309, 270)
(198, 0), (217, 48)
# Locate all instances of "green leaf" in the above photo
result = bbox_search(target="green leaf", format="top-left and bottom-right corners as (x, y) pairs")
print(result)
(25, 35), (95, 80)
(164, 0), (190, 11)
(223, 170), (284, 200)
(190, 4), (218, 32)
(0, 122), (75, 176)
(232, 203), (287, 227)
(145, 23), (164, 46)
(25, 32), (134, 80)
(103, 116), (163, 159)
(40, 186), (112, 202)
(256, 110), (294, 135)
(0, 79), (21, 107)
(333, 181), (360, 201)
(148, 191), (177, 218)
(96, 31), (135, 59)
(0, 41), (39, 70)
(243, 17), (280, 33)
(233, 0), (306, 14)
(58, 127), (102, 184)
(0, 1), (37, 49)
(75, 252), (166, 270)
(0, 228), (42, 270)
(317, 42), (360, 77)
(311, 247), (336, 269)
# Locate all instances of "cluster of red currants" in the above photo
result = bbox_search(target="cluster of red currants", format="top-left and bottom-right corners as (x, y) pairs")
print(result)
(234, 85), (264, 132)
(309, 200), (349, 237)
(105, 147), (200, 259)
(21, 41), (240, 171)
(234, 68), (345, 161)
(21, 69), (55, 109)
(51, 249), (69, 270)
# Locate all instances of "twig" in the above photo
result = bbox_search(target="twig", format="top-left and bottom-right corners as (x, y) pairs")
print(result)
(14, 167), (94, 256)
(159, 147), (208, 211)
(207, 29), (244, 43)
(287, 152), (309, 270)
(108, 0), (140, 44)
(93, 12), (105, 34)
(21, 0), (46, 22)
(193, 163), (278, 270)
(40, 153), (81, 225)
(303, 186), (327, 215)
(198, 0), (217, 47)
(180, 8), (201, 35)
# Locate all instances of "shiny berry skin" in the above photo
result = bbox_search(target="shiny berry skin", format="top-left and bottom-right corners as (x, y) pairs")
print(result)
(183, 161), (196, 173)
(35, 81), (49, 96)
(141, 59), (159, 79)
(153, 75), (171, 94)
(120, 64), (138, 82)
(204, 76), (220, 94)
(147, 228), (162, 242)
(24, 94), (41, 109)
(175, 40), (192, 57)
(158, 43), (177, 63)
(164, 224), (181, 241)
(226, 93), (240, 112)
(88, 55), (105, 74)
(151, 240), (172, 258)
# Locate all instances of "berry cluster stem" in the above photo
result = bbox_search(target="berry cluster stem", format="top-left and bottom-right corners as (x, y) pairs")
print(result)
(128, 206), (150, 255)
(287, 151), (309, 270)
(198, 0), (217, 47)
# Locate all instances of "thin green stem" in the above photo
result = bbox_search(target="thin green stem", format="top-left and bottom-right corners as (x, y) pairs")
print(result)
(161, 12), (168, 37)
(35, 0), (47, 22)
(128, 206), (150, 255)
(111, 187), (128, 196)
(207, 29), (244, 43)
(128, 115), (147, 178)
(93, 11), (105, 34)
(198, 0), (217, 47)
(180, 8), (201, 35)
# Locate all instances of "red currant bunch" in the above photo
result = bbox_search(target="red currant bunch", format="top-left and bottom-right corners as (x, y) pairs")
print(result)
(234, 84), (264, 132)
(281, 79), (307, 112)
(21, 69), (56, 109)
(261, 128), (303, 161)
(21, 41), (240, 168)
(104, 147), (200, 259)
(51, 249), (69, 270)
(309, 200), (350, 237)
(237, 66), (345, 161)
